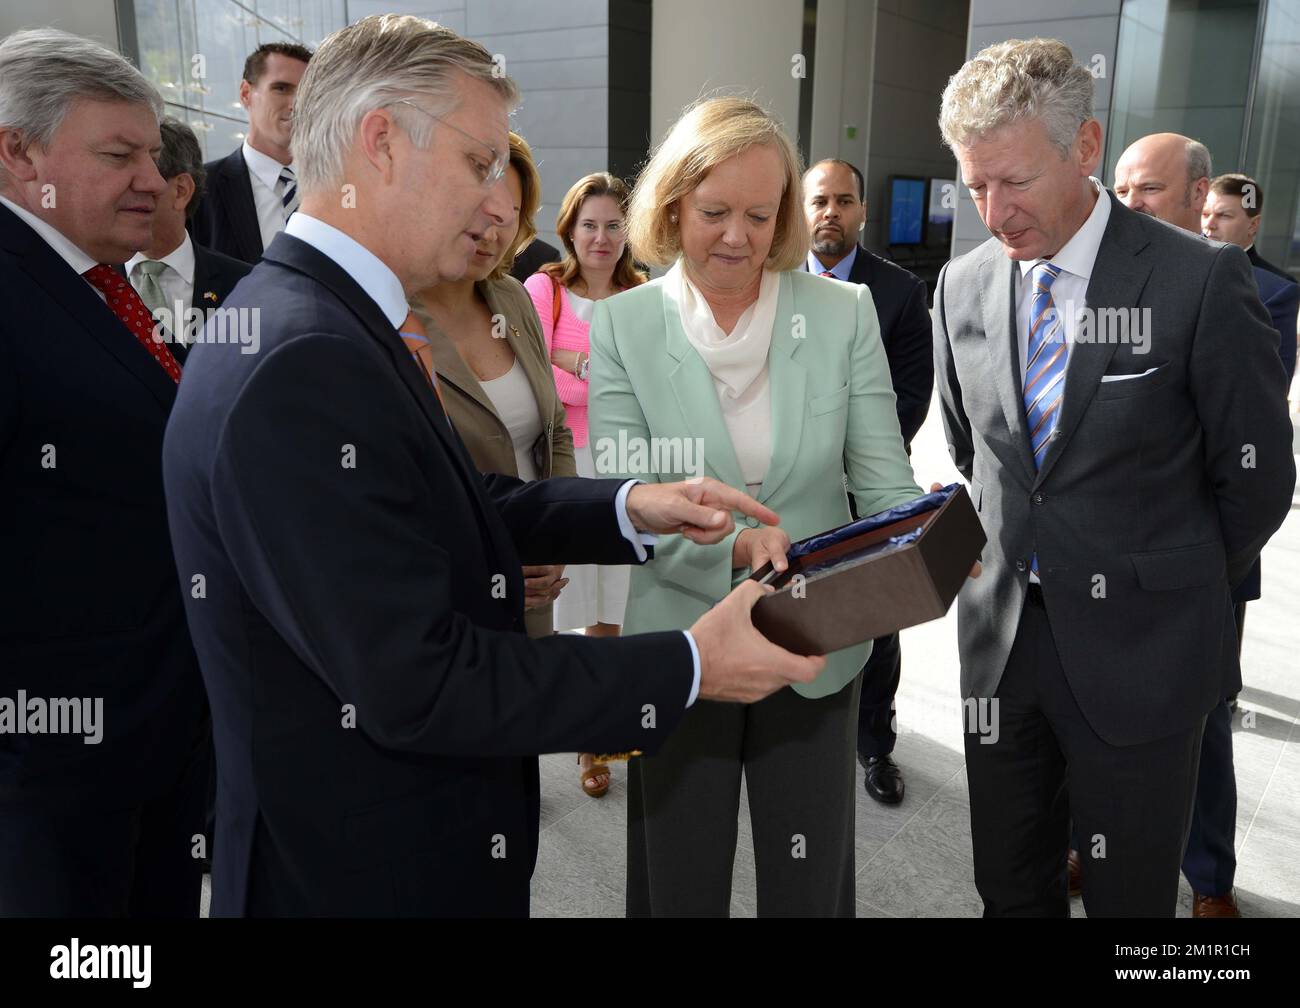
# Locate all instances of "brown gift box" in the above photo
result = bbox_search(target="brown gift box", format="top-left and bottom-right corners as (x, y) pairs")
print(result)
(747, 486), (986, 657)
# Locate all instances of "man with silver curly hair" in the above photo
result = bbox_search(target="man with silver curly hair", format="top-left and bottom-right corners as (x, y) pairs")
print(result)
(933, 38), (1293, 917)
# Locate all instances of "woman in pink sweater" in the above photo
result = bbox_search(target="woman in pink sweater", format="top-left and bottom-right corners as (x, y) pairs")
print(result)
(524, 173), (646, 797)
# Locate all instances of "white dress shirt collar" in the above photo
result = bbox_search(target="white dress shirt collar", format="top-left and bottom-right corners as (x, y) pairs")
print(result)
(283, 212), (408, 329)
(0, 193), (99, 276)
(808, 243), (857, 281)
(241, 140), (292, 191)
(126, 231), (196, 285)
(1017, 177), (1111, 284)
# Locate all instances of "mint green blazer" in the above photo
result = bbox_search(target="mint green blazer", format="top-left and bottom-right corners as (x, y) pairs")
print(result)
(588, 267), (922, 699)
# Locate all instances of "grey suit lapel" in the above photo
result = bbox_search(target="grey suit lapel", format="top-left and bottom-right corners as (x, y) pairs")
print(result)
(980, 251), (1037, 482)
(1034, 195), (1153, 485)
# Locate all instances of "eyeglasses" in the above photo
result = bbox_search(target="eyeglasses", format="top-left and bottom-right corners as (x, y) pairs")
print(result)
(391, 98), (507, 188)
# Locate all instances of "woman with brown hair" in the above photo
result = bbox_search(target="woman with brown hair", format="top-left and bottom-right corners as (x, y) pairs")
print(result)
(524, 173), (647, 798)
(405, 132), (576, 641)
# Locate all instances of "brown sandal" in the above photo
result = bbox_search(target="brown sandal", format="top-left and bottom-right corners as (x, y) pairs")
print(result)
(578, 753), (611, 798)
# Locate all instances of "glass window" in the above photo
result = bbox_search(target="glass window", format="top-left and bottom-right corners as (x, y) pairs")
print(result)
(1244, 0), (1300, 274)
(1107, 0), (1261, 184)
(134, 0), (342, 160)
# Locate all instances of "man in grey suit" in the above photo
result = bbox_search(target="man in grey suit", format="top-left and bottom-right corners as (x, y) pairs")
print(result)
(933, 39), (1294, 917)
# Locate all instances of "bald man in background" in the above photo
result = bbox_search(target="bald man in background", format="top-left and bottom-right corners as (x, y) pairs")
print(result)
(1112, 132), (1289, 917)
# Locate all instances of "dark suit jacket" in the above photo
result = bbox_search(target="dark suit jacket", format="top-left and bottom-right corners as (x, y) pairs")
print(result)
(934, 192), (1294, 746)
(192, 240), (253, 312)
(1233, 263), (1300, 603)
(0, 202), (208, 808)
(163, 232), (692, 917)
(805, 245), (933, 451)
(1247, 245), (1294, 284)
(190, 148), (264, 265)
(509, 237), (562, 283)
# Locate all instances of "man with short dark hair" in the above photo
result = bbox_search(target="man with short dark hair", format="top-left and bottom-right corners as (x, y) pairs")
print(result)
(128, 118), (251, 348)
(1203, 174), (1297, 379)
(190, 42), (312, 263)
(802, 157), (933, 806)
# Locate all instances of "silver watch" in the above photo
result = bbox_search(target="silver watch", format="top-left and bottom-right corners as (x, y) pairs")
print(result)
(577, 354), (590, 382)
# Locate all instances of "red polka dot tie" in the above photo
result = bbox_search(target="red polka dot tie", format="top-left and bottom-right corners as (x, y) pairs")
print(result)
(82, 264), (183, 384)
(819, 270), (835, 278)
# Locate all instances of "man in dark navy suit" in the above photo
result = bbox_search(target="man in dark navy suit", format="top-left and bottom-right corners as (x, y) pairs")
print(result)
(1112, 137), (1296, 917)
(163, 15), (823, 918)
(128, 118), (251, 357)
(190, 42), (312, 264)
(0, 29), (209, 916)
(803, 158), (934, 805)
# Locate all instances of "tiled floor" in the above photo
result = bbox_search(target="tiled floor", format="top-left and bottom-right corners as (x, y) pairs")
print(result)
(529, 397), (1300, 918)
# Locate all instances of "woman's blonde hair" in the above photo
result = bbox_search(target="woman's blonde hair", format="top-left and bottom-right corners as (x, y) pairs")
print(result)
(540, 172), (647, 290)
(625, 96), (808, 271)
(489, 131), (542, 280)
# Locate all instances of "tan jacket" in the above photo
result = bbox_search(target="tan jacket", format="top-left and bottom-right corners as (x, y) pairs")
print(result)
(410, 276), (577, 638)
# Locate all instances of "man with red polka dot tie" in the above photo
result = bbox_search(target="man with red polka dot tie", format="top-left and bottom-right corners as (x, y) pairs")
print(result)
(0, 29), (209, 918)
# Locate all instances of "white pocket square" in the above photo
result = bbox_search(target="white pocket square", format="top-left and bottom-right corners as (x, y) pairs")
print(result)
(1100, 367), (1159, 383)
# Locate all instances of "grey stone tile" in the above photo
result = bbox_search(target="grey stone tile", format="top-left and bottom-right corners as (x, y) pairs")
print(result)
(856, 772), (982, 917)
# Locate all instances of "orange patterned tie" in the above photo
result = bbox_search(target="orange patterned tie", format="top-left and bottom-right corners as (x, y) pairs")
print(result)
(399, 310), (444, 408)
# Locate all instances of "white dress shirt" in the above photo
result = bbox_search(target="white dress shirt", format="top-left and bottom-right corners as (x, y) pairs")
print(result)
(242, 141), (293, 254)
(0, 194), (103, 300)
(283, 213), (702, 705)
(807, 244), (858, 281)
(1013, 178), (1111, 582)
(126, 232), (196, 342)
(1014, 178), (1111, 383)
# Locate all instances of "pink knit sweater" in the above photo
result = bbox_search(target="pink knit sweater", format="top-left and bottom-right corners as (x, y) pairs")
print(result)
(523, 273), (593, 447)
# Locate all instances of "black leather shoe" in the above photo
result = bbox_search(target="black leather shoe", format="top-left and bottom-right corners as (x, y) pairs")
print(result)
(859, 754), (904, 805)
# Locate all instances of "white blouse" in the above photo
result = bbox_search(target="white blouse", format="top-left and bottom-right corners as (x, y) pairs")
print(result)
(480, 358), (543, 482)
(665, 260), (778, 497)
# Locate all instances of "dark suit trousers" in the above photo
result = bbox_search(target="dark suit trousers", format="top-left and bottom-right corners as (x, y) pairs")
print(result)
(0, 733), (209, 917)
(856, 632), (901, 758)
(1180, 600), (1244, 896)
(627, 674), (862, 917)
(965, 588), (1203, 917)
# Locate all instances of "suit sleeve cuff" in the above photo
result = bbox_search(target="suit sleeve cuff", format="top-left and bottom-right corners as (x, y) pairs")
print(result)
(614, 479), (658, 563)
(681, 630), (701, 707)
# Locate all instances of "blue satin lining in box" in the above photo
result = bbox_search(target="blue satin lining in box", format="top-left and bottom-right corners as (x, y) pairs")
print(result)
(787, 483), (961, 562)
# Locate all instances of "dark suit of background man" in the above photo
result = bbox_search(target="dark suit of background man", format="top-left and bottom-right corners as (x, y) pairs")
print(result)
(128, 117), (252, 349)
(163, 14), (822, 918)
(801, 158), (933, 807)
(190, 42), (311, 265)
(0, 29), (209, 917)
(126, 116), (252, 871)
(934, 40), (1294, 918)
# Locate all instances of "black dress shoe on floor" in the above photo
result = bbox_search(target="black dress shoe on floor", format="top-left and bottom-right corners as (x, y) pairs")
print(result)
(859, 754), (904, 805)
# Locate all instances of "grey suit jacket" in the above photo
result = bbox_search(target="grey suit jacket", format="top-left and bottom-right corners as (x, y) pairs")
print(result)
(934, 192), (1295, 746)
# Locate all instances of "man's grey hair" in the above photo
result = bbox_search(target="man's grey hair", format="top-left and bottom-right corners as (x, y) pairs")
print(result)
(0, 28), (162, 188)
(939, 38), (1094, 157)
(290, 13), (519, 195)
(1185, 139), (1211, 184)
(158, 117), (207, 220)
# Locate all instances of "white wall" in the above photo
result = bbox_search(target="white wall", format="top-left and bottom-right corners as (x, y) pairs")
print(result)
(0, 0), (118, 47)
(650, 0), (804, 147)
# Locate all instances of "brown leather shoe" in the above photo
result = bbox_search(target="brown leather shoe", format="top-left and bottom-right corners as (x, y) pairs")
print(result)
(1067, 848), (1082, 897)
(1193, 890), (1241, 918)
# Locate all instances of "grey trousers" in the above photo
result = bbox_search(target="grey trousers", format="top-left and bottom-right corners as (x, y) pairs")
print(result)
(626, 673), (863, 917)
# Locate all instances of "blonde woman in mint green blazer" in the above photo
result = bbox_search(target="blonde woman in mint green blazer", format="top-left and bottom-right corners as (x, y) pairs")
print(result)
(588, 97), (922, 917)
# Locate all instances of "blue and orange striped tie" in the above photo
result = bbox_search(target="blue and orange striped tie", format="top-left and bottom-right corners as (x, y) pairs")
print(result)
(1023, 261), (1065, 576)
(1024, 261), (1066, 468)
